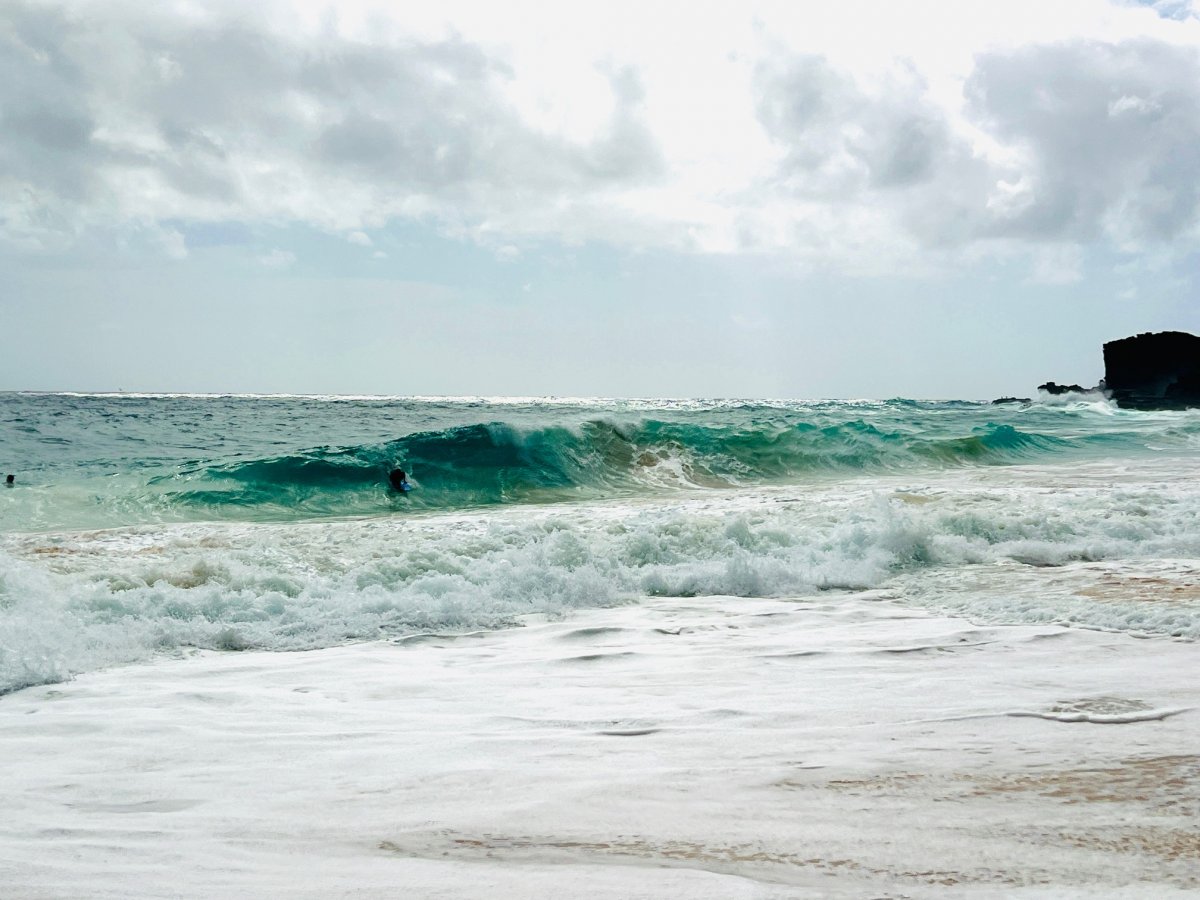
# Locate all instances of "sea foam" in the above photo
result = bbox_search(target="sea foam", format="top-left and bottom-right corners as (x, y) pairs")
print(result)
(4, 458), (1200, 694)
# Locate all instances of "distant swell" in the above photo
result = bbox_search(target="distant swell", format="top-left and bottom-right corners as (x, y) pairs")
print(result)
(157, 419), (1074, 518)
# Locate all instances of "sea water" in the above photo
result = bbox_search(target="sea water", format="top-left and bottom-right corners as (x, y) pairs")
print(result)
(4, 393), (1200, 896)
(2, 392), (1199, 694)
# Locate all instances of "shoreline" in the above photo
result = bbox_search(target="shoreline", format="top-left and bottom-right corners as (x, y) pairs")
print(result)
(3, 593), (1197, 897)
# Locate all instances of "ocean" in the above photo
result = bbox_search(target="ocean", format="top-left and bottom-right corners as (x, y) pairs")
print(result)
(3, 393), (1199, 896)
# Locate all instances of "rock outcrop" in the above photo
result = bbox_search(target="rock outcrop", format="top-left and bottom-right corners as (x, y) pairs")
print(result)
(1102, 331), (1200, 409)
(1037, 381), (1088, 395)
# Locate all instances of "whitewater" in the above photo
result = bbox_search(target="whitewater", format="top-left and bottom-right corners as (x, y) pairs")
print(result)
(2, 393), (1198, 897)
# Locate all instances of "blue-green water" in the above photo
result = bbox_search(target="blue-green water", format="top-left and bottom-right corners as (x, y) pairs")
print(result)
(1, 393), (1190, 531)
(3, 393), (1200, 695)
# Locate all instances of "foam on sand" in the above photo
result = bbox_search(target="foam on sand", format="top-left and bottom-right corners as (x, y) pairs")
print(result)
(2, 595), (1196, 898)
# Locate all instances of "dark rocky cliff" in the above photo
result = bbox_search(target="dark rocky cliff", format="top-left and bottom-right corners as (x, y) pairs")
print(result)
(1102, 331), (1200, 409)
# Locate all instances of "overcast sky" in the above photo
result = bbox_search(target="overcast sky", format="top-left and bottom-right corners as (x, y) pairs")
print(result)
(3, 0), (1199, 398)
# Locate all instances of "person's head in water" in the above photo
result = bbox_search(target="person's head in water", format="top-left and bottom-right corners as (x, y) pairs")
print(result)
(4, 474), (12, 486)
(388, 468), (408, 491)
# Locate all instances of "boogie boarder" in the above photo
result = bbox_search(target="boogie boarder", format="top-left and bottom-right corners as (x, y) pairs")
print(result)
(388, 469), (411, 492)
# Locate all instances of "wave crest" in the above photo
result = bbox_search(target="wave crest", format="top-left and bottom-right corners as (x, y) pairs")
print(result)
(161, 419), (1072, 517)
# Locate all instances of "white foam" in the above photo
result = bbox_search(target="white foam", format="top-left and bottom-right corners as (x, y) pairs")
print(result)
(1032, 389), (1115, 410)
(2, 596), (1197, 896)
(1008, 707), (1189, 724)
(4, 456), (1200, 693)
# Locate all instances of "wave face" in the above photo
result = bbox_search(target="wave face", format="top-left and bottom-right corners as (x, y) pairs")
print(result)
(3, 393), (1196, 530)
(169, 419), (1074, 513)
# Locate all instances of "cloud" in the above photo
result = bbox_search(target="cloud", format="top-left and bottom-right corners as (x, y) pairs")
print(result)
(751, 34), (1200, 271)
(748, 53), (1023, 276)
(2, 0), (1200, 278)
(964, 39), (1200, 246)
(757, 57), (952, 193)
(0, 0), (664, 251)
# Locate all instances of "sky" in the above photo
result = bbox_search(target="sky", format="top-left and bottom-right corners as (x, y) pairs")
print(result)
(2, 0), (1200, 398)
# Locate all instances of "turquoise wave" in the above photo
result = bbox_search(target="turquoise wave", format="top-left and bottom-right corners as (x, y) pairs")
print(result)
(11, 391), (1193, 531)
(157, 419), (1074, 517)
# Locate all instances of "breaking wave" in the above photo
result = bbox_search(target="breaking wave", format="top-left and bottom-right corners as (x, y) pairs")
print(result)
(4, 463), (1200, 695)
(160, 419), (1075, 519)
(4, 395), (1200, 695)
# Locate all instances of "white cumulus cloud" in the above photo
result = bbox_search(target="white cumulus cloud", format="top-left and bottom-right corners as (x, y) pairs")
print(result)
(2, 0), (1200, 278)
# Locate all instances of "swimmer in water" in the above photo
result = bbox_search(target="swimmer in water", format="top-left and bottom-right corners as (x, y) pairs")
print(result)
(388, 468), (411, 492)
